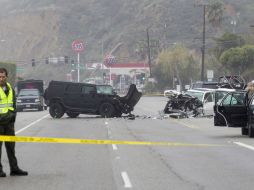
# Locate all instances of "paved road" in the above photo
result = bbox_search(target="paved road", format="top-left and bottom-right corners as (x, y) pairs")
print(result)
(1, 96), (254, 190)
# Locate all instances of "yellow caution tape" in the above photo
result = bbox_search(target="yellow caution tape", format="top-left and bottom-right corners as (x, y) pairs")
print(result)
(0, 135), (222, 147)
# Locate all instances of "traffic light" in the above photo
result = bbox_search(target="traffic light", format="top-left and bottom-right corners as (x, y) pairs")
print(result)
(140, 73), (146, 83)
(31, 59), (35, 67)
(71, 60), (75, 69)
(45, 58), (49, 64)
(64, 56), (69, 64)
(141, 73), (145, 80)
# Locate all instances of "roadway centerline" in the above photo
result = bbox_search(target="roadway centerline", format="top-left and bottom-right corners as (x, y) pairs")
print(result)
(121, 171), (132, 188)
(15, 114), (49, 134)
(234, 142), (254, 151)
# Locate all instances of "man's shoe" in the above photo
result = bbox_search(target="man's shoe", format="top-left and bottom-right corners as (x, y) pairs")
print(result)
(10, 169), (28, 176)
(0, 171), (6, 177)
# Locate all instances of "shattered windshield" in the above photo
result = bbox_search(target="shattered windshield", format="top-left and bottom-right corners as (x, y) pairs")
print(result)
(185, 91), (204, 102)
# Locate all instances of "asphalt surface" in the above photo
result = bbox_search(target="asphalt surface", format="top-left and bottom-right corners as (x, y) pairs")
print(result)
(1, 96), (254, 190)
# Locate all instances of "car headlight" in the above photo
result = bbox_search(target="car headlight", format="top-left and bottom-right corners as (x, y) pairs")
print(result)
(16, 99), (22, 103)
(35, 98), (40, 102)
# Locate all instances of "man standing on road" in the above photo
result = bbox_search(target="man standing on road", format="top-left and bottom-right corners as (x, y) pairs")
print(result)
(0, 68), (28, 177)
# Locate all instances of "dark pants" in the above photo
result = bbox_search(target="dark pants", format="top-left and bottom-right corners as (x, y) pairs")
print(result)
(0, 122), (18, 172)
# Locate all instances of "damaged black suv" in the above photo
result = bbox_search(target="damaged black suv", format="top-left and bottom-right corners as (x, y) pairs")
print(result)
(44, 81), (142, 118)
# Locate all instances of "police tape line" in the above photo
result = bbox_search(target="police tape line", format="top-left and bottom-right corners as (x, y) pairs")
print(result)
(0, 135), (223, 147)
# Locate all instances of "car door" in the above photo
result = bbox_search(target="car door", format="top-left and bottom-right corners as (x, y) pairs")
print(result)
(63, 84), (82, 109)
(203, 92), (214, 115)
(80, 85), (98, 111)
(214, 91), (247, 127)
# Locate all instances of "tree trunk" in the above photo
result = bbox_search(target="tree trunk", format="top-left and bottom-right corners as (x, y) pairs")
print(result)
(174, 62), (182, 92)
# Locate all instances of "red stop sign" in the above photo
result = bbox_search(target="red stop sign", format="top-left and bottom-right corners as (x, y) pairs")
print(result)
(72, 40), (85, 53)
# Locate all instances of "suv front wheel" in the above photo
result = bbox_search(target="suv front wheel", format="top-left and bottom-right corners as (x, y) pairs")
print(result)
(49, 103), (65, 118)
(99, 102), (115, 118)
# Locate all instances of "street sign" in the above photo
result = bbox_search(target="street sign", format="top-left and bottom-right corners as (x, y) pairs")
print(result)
(72, 40), (85, 53)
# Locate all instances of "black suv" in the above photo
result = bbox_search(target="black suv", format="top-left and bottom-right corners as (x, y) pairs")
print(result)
(44, 81), (142, 118)
(213, 90), (254, 137)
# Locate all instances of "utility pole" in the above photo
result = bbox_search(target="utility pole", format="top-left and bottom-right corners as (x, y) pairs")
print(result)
(201, 4), (206, 82)
(146, 28), (152, 77)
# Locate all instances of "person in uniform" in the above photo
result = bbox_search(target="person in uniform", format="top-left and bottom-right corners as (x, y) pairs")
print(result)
(0, 68), (28, 177)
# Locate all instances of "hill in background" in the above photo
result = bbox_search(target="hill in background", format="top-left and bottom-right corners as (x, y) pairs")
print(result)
(0, 0), (253, 83)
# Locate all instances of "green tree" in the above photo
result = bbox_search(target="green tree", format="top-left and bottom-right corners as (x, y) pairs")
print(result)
(155, 45), (199, 91)
(207, 0), (225, 28)
(219, 45), (254, 78)
(213, 32), (245, 59)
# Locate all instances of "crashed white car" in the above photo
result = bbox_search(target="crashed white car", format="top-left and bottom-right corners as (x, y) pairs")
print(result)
(184, 88), (215, 116)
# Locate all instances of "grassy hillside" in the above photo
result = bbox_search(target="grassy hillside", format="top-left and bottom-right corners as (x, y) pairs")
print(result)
(0, 0), (253, 83)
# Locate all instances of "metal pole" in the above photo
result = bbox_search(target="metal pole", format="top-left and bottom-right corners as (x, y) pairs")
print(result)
(201, 5), (206, 81)
(109, 66), (112, 86)
(146, 28), (152, 77)
(77, 52), (80, 82)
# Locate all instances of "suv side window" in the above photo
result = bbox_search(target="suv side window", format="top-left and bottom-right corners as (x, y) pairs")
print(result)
(82, 86), (95, 94)
(222, 93), (245, 106)
(66, 84), (80, 93)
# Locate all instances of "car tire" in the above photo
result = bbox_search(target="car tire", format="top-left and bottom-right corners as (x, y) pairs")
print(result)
(241, 127), (248, 135)
(99, 102), (115, 118)
(49, 103), (65, 118)
(248, 124), (254, 138)
(66, 112), (79, 118)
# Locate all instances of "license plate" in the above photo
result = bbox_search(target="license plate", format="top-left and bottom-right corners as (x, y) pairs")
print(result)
(26, 105), (31, 108)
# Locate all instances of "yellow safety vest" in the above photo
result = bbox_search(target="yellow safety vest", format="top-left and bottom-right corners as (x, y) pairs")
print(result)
(0, 82), (14, 114)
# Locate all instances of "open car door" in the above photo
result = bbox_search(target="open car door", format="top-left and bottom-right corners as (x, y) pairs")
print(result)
(214, 91), (248, 127)
(119, 84), (142, 114)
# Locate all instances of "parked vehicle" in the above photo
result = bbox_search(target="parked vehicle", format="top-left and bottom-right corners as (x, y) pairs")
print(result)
(16, 89), (44, 111)
(212, 89), (254, 137)
(44, 81), (142, 118)
(16, 79), (44, 96)
(185, 89), (215, 116)
(16, 79), (47, 111)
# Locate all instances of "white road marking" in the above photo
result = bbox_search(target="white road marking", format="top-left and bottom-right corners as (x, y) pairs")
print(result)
(112, 144), (118, 150)
(172, 119), (200, 129)
(15, 114), (49, 134)
(234, 142), (254, 151)
(121, 171), (132, 188)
